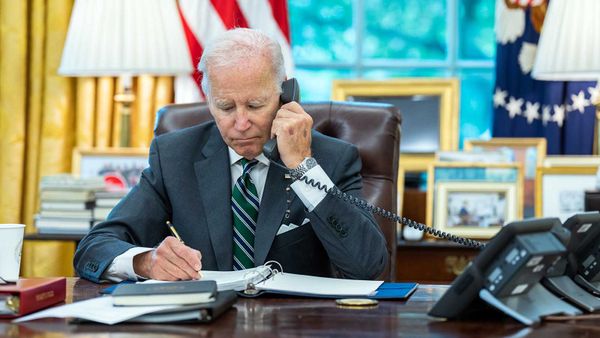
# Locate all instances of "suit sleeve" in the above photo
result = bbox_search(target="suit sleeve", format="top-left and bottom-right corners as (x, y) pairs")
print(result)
(305, 144), (388, 280)
(73, 138), (171, 282)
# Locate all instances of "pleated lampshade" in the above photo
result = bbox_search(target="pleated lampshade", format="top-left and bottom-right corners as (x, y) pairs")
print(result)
(59, 0), (193, 76)
(532, 0), (600, 81)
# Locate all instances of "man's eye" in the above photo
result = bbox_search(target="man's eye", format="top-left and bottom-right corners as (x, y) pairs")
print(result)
(248, 105), (264, 110)
(219, 106), (234, 111)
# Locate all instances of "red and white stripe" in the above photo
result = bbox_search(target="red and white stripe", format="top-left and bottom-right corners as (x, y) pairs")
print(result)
(175, 0), (293, 103)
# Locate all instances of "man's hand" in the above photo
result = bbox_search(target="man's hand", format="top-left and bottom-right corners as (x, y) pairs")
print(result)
(270, 101), (313, 168)
(133, 237), (202, 280)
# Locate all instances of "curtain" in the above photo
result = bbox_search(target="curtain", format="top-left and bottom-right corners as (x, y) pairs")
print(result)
(0, 0), (174, 277)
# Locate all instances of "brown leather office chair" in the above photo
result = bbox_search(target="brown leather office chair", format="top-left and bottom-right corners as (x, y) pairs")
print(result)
(154, 101), (402, 281)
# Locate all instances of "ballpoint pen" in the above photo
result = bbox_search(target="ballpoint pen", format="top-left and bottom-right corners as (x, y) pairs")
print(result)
(165, 221), (203, 279)
(165, 221), (183, 244)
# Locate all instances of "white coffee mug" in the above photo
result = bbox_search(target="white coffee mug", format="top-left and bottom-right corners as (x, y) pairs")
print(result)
(0, 224), (26, 283)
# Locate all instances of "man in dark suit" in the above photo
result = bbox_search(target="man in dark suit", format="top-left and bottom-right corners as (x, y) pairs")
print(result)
(74, 28), (387, 283)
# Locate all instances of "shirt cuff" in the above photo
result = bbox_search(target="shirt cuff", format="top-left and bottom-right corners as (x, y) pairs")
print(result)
(290, 164), (334, 212)
(101, 246), (153, 282)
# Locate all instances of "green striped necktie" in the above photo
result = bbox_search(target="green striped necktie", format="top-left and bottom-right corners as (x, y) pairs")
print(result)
(232, 158), (259, 270)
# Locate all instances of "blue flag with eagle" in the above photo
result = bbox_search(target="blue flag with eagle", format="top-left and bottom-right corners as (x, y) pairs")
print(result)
(492, 0), (599, 154)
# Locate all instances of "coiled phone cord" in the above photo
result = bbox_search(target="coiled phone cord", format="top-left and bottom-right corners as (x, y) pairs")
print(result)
(286, 169), (486, 249)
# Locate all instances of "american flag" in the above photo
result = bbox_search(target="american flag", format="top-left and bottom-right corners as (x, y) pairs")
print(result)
(174, 0), (294, 103)
(493, 0), (599, 154)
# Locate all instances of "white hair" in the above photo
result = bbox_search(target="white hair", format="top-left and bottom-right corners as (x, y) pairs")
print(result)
(197, 28), (286, 97)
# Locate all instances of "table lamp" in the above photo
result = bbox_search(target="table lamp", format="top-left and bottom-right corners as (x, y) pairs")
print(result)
(58, 0), (193, 147)
(532, 0), (600, 152)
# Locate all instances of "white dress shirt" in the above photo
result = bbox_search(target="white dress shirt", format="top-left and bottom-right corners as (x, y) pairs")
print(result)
(101, 147), (334, 282)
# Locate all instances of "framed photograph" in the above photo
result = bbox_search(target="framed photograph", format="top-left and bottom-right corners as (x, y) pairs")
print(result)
(331, 78), (459, 172)
(536, 166), (598, 221)
(434, 181), (518, 239)
(464, 137), (546, 218)
(72, 147), (149, 190)
(543, 155), (600, 167)
(427, 162), (523, 238)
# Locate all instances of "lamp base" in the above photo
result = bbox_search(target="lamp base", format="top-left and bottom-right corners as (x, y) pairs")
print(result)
(114, 80), (135, 148)
(119, 107), (131, 148)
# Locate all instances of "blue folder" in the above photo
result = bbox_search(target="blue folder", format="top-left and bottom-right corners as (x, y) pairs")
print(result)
(369, 282), (419, 300)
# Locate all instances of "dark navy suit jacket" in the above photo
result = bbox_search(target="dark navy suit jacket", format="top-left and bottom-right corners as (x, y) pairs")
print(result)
(74, 122), (388, 282)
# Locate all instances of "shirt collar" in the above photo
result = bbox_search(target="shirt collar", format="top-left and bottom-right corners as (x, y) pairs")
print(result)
(228, 147), (270, 167)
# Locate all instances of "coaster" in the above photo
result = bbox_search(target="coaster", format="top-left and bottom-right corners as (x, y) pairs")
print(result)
(335, 298), (378, 308)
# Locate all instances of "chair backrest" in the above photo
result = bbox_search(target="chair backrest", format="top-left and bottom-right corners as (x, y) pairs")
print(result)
(154, 101), (402, 281)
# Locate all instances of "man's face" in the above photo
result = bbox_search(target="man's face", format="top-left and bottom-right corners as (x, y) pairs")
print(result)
(207, 57), (280, 159)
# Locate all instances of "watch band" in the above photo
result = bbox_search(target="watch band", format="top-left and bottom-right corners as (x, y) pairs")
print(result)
(290, 157), (318, 180)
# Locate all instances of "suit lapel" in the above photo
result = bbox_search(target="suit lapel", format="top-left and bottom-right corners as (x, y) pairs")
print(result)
(254, 163), (292, 265)
(194, 127), (233, 271)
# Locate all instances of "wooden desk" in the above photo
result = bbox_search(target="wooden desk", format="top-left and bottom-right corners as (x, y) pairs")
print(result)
(396, 240), (481, 283)
(0, 278), (596, 337)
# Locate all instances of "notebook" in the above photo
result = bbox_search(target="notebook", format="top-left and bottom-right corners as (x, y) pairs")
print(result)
(143, 263), (417, 299)
(112, 280), (217, 306)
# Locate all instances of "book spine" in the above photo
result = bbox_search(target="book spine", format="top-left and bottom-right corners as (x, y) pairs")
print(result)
(0, 279), (67, 318)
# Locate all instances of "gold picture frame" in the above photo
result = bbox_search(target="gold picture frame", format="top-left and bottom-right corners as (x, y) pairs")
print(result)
(464, 137), (546, 219)
(535, 166), (599, 220)
(331, 78), (460, 172)
(434, 181), (518, 239)
(426, 162), (524, 239)
(72, 147), (149, 190)
(543, 155), (600, 167)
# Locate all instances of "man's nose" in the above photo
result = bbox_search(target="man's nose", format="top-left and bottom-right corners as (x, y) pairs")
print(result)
(233, 110), (251, 131)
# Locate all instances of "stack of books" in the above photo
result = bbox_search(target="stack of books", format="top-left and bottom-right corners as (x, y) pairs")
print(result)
(35, 175), (105, 235)
(94, 190), (127, 221)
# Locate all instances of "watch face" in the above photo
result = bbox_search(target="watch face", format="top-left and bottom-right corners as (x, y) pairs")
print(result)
(305, 157), (318, 169)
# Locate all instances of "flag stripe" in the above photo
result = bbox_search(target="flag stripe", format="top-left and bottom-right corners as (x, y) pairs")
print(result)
(176, 0), (293, 103)
(210, 0), (249, 29)
(176, 3), (204, 97)
(268, 0), (290, 43)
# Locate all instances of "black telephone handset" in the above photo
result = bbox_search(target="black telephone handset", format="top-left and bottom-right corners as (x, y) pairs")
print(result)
(262, 78), (300, 162)
(262, 78), (484, 249)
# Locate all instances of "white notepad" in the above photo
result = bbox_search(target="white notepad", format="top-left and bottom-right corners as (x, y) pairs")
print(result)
(144, 264), (383, 298)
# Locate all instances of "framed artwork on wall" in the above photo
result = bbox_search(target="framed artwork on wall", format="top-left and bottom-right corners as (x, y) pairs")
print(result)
(72, 147), (149, 191)
(331, 78), (460, 172)
(536, 166), (599, 222)
(464, 137), (546, 219)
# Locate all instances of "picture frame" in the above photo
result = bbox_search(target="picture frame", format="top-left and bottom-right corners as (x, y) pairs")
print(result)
(543, 155), (600, 167)
(331, 78), (459, 172)
(434, 181), (518, 239)
(464, 137), (546, 219)
(72, 147), (149, 190)
(427, 162), (523, 239)
(535, 166), (599, 221)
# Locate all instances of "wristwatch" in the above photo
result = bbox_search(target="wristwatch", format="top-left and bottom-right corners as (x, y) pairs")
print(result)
(289, 157), (318, 180)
